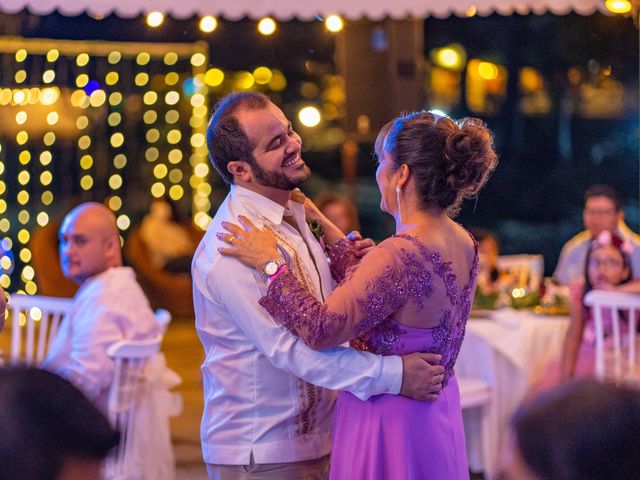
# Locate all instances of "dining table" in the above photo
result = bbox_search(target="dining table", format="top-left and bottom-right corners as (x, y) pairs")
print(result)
(457, 308), (570, 478)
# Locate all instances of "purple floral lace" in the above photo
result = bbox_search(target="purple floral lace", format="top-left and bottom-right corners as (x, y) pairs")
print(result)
(396, 234), (479, 383)
(260, 234), (478, 384)
(260, 269), (348, 347)
(325, 237), (358, 283)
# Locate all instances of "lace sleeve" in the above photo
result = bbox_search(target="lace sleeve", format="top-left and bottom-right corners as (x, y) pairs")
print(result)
(325, 237), (359, 282)
(260, 241), (431, 349)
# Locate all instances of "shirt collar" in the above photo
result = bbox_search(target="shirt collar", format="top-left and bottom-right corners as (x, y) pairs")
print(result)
(230, 184), (290, 226)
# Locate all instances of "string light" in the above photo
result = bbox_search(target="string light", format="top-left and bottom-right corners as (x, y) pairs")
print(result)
(258, 17), (277, 36)
(1, 40), (211, 292)
(199, 16), (218, 33)
(146, 12), (164, 28)
(325, 15), (344, 33)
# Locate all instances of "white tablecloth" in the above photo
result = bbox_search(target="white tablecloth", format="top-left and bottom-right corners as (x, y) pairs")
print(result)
(457, 309), (570, 478)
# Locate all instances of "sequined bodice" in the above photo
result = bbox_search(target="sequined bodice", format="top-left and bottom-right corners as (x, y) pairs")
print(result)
(350, 235), (478, 383)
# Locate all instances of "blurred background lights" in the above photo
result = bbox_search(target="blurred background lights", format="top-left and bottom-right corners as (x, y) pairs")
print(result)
(15, 49), (27, 62)
(165, 72), (179, 86)
(163, 52), (178, 65)
(36, 212), (49, 227)
(109, 196), (122, 211)
(46, 49), (59, 62)
(299, 106), (321, 127)
(165, 91), (180, 105)
(136, 52), (151, 66)
(253, 67), (272, 85)
(199, 16), (218, 33)
(0, 40), (211, 293)
(190, 53), (206, 67)
(76, 53), (89, 66)
(151, 182), (166, 197)
(14, 70), (26, 83)
(146, 11), (164, 28)
(85, 80), (101, 95)
(235, 71), (255, 90)
(107, 51), (121, 64)
(477, 61), (499, 80)
(258, 17), (277, 36)
(116, 215), (131, 230)
(42, 69), (55, 83)
(204, 68), (224, 87)
(47, 112), (59, 125)
(436, 48), (461, 69)
(605, 0), (632, 13)
(15, 111), (27, 124)
(325, 15), (344, 33)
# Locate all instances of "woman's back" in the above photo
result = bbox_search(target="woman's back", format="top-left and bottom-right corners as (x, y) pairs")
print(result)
(350, 227), (478, 386)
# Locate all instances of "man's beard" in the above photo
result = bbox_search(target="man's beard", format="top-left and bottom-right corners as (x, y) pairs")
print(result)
(252, 162), (311, 191)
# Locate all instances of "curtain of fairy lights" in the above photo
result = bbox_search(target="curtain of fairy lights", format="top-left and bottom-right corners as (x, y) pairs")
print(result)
(0, 37), (211, 294)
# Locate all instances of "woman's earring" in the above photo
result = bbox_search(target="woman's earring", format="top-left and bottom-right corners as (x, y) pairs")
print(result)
(395, 186), (402, 221)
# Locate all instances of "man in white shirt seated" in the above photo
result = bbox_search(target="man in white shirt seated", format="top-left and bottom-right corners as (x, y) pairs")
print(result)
(194, 92), (445, 479)
(553, 184), (640, 285)
(42, 202), (160, 406)
(42, 202), (180, 480)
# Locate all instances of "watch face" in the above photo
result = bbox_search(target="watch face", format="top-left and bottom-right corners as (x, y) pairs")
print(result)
(264, 261), (278, 276)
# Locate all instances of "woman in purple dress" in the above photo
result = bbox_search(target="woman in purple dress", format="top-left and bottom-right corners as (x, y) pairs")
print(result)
(219, 111), (498, 479)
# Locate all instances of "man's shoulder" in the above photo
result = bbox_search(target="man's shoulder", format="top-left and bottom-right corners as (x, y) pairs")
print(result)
(561, 230), (591, 254)
(76, 267), (151, 313)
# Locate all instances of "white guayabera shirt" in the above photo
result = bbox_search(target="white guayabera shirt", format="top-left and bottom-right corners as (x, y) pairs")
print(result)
(42, 266), (160, 407)
(192, 185), (402, 465)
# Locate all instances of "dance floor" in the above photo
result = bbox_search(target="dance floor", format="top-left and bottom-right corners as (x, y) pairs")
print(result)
(162, 317), (208, 479)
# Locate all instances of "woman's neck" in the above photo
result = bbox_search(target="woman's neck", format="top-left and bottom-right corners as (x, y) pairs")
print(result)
(394, 206), (448, 235)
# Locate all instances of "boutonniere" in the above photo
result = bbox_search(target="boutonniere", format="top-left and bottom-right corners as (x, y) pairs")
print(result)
(307, 219), (324, 242)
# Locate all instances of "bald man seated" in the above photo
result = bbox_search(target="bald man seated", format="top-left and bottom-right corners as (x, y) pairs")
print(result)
(42, 202), (160, 407)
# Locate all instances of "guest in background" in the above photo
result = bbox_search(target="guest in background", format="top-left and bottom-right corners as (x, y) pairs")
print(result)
(553, 184), (640, 285)
(0, 365), (119, 480)
(471, 228), (501, 296)
(42, 202), (179, 480)
(498, 379), (640, 480)
(139, 197), (196, 274)
(560, 231), (633, 380)
(314, 192), (360, 235)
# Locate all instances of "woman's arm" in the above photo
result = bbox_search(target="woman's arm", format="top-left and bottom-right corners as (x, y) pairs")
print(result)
(259, 244), (411, 349)
(216, 218), (417, 350)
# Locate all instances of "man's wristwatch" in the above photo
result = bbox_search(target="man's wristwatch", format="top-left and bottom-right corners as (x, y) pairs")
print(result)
(261, 257), (286, 282)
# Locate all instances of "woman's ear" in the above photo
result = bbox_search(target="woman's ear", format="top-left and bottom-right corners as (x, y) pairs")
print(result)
(396, 164), (411, 190)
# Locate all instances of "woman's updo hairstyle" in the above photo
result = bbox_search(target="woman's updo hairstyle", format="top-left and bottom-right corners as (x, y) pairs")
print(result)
(382, 111), (498, 216)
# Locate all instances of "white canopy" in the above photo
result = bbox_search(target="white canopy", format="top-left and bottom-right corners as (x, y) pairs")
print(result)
(0, 0), (607, 20)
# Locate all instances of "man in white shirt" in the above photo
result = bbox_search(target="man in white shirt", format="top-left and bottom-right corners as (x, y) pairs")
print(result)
(42, 203), (160, 407)
(553, 185), (640, 285)
(194, 92), (445, 479)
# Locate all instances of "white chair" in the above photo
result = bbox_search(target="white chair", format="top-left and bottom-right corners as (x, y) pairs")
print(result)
(458, 377), (493, 478)
(584, 290), (640, 383)
(497, 254), (544, 291)
(104, 336), (163, 480)
(7, 293), (72, 365)
(2, 293), (170, 367)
